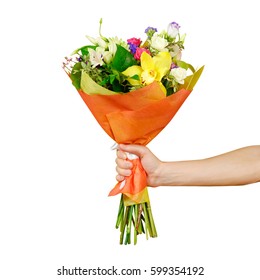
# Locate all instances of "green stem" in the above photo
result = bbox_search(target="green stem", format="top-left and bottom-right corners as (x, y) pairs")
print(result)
(116, 195), (124, 228)
(115, 191), (157, 244)
(142, 203), (151, 239)
(146, 202), (157, 237)
(125, 205), (134, 245)
(120, 206), (129, 245)
(98, 18), (108, 42)
(134, 205), (138, 245)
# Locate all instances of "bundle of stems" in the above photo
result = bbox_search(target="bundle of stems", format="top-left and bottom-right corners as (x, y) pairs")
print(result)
(115, 194), (157, 245)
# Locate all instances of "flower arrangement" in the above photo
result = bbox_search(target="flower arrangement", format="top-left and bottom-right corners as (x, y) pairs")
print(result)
(63, 19), (199, 96)
(63, 19), (203, 245)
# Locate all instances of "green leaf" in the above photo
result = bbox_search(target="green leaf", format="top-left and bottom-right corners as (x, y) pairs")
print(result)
(100, 76), (110, 86)
(109, 74), (117, 84)
(81, 45), (96, 56)
(176, 60), (195, 73)
(70, 62), (83, 90)
(112, 45), (137, 72)
(111, 79), (123, 92)
(176, 60), (189, 70)
(71, 45), (95, 56)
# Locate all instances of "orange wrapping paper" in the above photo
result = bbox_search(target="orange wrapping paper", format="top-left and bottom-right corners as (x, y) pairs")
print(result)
(78, 82), (191, 145)
(77, 81), (191, 204)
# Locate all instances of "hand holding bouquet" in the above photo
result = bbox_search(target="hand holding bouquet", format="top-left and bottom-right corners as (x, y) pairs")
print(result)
(63, 19), (203, 244)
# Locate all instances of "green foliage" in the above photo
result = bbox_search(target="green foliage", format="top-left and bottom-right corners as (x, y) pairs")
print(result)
(111, 45), (137, 72)
(71, 45), (95, 56)
(63, 20), (204, 96)
(176, 60), (195, 73)
(70, 62), (83, 90)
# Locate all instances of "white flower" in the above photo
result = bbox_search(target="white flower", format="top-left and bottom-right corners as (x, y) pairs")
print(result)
(167, 22), (180, 38)
(170, 67), (187, 84)
(150, 34), (168, 51)
(107, 36), (129, 55)
(96, 37), (108, 48)
(86, 36), (107, 48)
(169, 45), (182, 60)
(85, 35), (96, 44)
(88, 48), (104, 68)
(95, 44), (114, 64)
(96, 46), (112, 63)
(107, 40), (117, 56)
(95, 46), (104, 53)
(103, 51), (113, 64)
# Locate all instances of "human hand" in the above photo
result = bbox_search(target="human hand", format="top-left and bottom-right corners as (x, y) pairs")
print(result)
(115, 144), (162, 187)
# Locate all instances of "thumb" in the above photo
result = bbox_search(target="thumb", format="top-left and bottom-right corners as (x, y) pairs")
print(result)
(118, 144), (147, 158)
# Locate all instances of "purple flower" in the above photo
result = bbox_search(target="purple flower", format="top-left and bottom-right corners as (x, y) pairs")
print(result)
(144, 26), (157, 38)
(170, 22), (180, 30)
(128, 43), (138, 54)
(170, 62), (178, 69)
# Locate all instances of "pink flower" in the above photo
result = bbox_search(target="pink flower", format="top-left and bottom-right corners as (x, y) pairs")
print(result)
(134, 48), (151, 60)
(127, 37), (141, 46)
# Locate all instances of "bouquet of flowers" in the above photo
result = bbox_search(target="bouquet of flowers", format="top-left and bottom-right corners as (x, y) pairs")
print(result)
(63, 19), (203, 245)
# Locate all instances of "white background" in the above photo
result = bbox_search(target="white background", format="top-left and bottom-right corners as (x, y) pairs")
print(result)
(1, 0), (260, 279)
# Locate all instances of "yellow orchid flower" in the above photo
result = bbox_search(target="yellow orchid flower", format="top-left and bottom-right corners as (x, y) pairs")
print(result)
(122, 51), (172, 93)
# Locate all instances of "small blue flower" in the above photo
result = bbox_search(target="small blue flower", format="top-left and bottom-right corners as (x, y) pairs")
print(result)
(144, 27), (157, 38)
(128, 43), (138, 54)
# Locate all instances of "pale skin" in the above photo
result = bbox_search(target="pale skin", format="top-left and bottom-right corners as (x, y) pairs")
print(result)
(116, 144), (260, 187)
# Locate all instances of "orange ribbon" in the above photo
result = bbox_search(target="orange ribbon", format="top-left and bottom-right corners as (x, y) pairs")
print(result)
(109, 158), (147, 196)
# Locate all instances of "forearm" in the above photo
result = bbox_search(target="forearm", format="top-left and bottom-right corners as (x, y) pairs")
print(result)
(156, 146), (260, 186)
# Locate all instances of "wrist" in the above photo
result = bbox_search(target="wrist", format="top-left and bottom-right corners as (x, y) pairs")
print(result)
(149, 161), (175, 187)
(152, 161), (195, 186)
(156, 161), (179, 186)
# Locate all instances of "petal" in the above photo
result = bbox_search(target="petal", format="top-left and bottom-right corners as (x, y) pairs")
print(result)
(122, 66), (142, 86)
(153, 52), (172, 81)
(141, 70), (155, 85)
(158, 82), (167, 94)
(140, 52), (154, 71)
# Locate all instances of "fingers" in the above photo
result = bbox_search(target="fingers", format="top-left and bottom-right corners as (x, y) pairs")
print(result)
(115, 144), (146, 182)
(118, 144), (147, 158)
(116, 149), (127, 160)
(115, 165), (131, 182)
(115, 149), (133, 181)
(116, 174), (125, 182)
(116, 165), (131, 176)
(115, 157), (133, 175)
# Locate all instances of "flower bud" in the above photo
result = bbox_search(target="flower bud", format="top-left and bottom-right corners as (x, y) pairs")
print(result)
(103, 51), (113, 64)
(86, 36), (107, 48)
(167, 22), (180, 38)
(108, 41), (117, 56)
